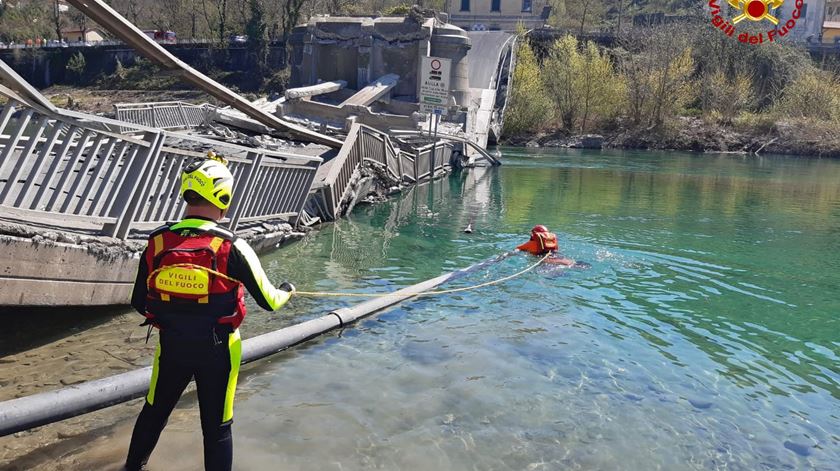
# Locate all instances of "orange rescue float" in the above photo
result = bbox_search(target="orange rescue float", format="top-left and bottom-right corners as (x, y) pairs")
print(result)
(516, 224), (559, 255)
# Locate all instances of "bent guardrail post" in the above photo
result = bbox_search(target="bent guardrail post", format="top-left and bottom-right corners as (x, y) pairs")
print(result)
(108, 131), (164, 239)
(228, 151), (264, 232)
(0, 257), (497, 437)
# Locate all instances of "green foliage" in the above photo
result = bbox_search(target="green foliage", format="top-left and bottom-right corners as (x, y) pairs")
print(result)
(98, 58), (182, 90)
(691, 25), (812, 112)
(245, 0), (269, 44)
(731, 112), (776, 135)
(263, 69), (291, 94)
(563, 0), (608, 33)
(503, 39), (553, 137)
(0, 1), (54, 42)
(66, 52), (87, 84)
(703, 71), (753, 124)
(542, 36), (579, 129)
(382, 4), (412, 16)
(773, 69), (840, 122)
(542, 35), (624, 132)
(617, 26), (694, 128)
(245, 0), (270, 75)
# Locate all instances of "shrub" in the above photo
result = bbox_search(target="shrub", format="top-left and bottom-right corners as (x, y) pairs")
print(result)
(503, 38), (554, 136)
(263, 69), (290, 94)
(773, 68), (840, 122)
(383, 4), (412, 16)
(617, 26), (695, 129)
(542, 35), (624, 132)
(732, 112), (777, 134)
(704, 70), (754, 124)
(66, 52), (87, 84)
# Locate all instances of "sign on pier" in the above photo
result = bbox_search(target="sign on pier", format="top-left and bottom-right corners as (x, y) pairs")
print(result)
(419, 56), (452, 116)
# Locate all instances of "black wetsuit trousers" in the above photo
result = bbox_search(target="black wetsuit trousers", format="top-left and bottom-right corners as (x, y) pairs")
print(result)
(125, 329), (240, 471)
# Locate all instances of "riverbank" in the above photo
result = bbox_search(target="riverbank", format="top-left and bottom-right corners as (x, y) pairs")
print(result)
(503, 116), (840, 158)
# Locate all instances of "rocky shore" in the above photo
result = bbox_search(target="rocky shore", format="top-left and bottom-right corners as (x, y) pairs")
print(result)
(505, 117), (840, 158)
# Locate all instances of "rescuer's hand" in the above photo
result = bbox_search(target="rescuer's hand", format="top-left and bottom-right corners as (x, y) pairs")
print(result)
(279, 282), (296, 295)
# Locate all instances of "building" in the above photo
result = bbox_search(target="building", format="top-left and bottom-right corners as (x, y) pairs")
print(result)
(774, 0), (825, 42)
(827, 0), (840, 20)
(824, 21), (840, 42)
(445, 0), (551, 32)
(60, 28), (105, 43)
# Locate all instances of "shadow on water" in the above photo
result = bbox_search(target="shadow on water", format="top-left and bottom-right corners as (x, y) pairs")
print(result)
(0, 305), (129, 357)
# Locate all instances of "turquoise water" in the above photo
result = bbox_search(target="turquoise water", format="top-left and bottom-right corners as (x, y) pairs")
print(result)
(7, 149), (837, 470)
(220, 149), (840, 470)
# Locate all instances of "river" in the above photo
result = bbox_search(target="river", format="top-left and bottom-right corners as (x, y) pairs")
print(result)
(2, 148), (839, 470)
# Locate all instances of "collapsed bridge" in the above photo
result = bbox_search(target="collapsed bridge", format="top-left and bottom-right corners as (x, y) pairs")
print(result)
(0, 1), (514, 308)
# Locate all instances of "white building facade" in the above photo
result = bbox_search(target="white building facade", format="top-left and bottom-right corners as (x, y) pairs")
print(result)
(445, 0), (551, 31)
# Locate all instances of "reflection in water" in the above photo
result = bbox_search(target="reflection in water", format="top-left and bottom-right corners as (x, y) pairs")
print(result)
(3, 149), (840, 469)
(238, 149), (840, 470)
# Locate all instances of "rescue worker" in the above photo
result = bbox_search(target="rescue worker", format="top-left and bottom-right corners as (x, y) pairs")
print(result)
(125, 152), (295, 471)
(517, 225), (576, 267)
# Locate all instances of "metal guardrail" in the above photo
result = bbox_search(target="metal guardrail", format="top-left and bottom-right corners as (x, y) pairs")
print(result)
(114, 101), (213, 132)
(0, 100), (321, 239)
(318, 124), (455, 220)
(413, 142), (453, 182)
(319, 123), (365, 220)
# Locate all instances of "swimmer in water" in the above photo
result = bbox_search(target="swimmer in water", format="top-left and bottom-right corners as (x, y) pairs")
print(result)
(516, 225), (578, 267)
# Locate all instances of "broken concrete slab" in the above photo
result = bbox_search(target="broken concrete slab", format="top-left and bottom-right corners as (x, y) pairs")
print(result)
(286, 81), (348, 100)
(340, 74), (399, 107)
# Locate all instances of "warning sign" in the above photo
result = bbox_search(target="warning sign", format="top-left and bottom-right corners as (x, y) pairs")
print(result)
(419, 56), (452, 116)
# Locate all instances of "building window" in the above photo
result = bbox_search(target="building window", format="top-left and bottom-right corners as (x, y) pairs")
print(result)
(522, 0), (532, 12)
(492, 0), (501, 12)
(461, 0), (470, 12)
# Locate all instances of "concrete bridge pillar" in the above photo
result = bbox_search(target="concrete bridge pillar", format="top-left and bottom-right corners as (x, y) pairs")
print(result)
(303, 27), (317, 86)
(430, 24), (472, 109)
(358, 23), (375, 88)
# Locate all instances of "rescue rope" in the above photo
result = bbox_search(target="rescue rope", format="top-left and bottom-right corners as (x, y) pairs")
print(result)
(147, 253), (551, 299)
(294, 253), (551, 298)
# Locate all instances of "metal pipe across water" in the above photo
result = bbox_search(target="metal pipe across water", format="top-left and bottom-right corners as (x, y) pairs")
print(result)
(0, 258), (496, 437)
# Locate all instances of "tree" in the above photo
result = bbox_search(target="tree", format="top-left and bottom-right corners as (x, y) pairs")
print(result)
(281, 0), (307, 44)
(543, 36), (580, 130)
(66, 51), (87, 84)
(542, 35), (623, 132)
(245, 0), (269, 74)
(503, 38), (553, 136)
(547, 0), (612, 31)
(0, 1), (54, 42)
(51, 0), (66, 41)
(617, 25), (694, 128)
(195, 0), (230, 44)
(578, 41), (623, 131)
(67, 5), (87, 33)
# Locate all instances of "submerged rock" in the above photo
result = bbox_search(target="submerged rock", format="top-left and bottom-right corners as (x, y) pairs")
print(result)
(687, 397), (713, 409)
(783, 440), (812, 457)
(570, 134), (604, 149)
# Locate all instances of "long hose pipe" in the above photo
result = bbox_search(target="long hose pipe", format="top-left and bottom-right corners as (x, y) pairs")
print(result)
(0, 253), (530, 437)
